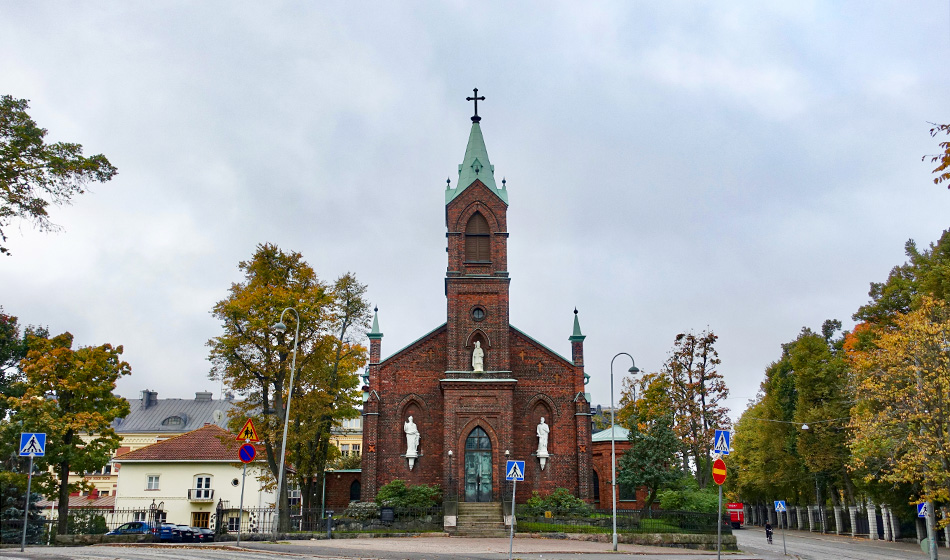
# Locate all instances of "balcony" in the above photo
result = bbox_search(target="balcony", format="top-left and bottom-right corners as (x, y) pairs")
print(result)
(188, 488), (215, 502)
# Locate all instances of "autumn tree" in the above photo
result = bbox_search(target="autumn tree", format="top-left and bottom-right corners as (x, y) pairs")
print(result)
(849, 297), (950, 509)
(208, 243), (369, 529)
(617, 412), (682, 509)
(663, 330), (730, 488)
(6, 332), (130, 534)
(0, 95), (117, 255)
(925, 123), (950, 188)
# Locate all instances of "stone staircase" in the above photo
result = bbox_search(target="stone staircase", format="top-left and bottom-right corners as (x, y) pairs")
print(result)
(454, 502), (507, 537)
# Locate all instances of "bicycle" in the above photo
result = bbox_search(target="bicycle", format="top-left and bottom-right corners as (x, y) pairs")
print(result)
(765, 527), (774, 544)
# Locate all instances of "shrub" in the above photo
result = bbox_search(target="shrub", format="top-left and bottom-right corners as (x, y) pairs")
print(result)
(375, 480), (441, 509)
(523, 488), (592, 517)
(655, 477), (719, 513)
(343, 500), (379, 520)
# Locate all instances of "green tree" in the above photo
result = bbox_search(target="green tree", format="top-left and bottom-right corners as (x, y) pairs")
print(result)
(617, 413), (682, 509)
(853, 229), (950, 328)
(375, 479), (441, 509)
(0, 310), (48, 422)
(849, 297), (950, 508)
(6, 332), (130, 535)
(0, 95), (117, 255)
(208, 243), (370, 529)
(664, 331), (730, 488)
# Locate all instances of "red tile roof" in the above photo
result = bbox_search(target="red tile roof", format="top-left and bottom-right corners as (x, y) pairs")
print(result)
(38, 494), (115, 510)
(114, 424), (259, 462)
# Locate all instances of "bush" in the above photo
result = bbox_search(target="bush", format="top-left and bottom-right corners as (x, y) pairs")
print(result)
(656, 477), (719, 513)
(375, 480), (441, 509)
(66, 510), (108, 535)
(343, 501), (379, 520)
(523, 488), (592, 517)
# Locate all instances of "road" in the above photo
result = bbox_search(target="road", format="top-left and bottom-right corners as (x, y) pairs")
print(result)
(1, 531), (943, 560)
(734, 526), (944, 559)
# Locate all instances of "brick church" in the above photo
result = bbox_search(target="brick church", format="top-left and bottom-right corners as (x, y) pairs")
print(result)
(360, 96), (594, 507)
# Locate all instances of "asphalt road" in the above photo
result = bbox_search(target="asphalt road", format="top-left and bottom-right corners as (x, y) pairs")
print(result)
(2, 530), (943, 560)
(733, 526), (944, 559)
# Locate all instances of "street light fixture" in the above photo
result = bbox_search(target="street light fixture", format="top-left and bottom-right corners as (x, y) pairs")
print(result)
(272, 307), (300, 540)
(610, 352), (639, 552)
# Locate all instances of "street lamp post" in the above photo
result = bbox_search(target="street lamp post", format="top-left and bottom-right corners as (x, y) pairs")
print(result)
(272, 307), (300, 540)
(610, 352), (639, 551)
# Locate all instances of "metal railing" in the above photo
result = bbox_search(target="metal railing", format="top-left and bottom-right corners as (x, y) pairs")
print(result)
(212, 506), (444, 535)
(515, 507), (731, 535)
(188, 488), (215, 501)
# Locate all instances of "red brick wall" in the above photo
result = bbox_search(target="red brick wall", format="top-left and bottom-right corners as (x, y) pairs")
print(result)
(325, 471), (361, 511)
(591, 439), (650, 509)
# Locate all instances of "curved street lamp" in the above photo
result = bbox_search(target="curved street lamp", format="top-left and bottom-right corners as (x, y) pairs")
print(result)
(610, 352), (639, 551)
(272, 307), (300, 539)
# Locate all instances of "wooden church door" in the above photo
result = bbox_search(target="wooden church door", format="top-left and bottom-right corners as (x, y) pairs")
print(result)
(464, 427), (492, 502)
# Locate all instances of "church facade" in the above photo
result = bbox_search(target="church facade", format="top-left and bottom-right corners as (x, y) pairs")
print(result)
(360, 103), (594, 506)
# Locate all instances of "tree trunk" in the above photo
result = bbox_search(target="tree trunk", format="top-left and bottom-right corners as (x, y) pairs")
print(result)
(56, 459), (71, 535)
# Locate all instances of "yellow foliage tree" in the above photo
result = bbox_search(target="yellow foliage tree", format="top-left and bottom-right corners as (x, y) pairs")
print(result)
(849, 297), (950, 508)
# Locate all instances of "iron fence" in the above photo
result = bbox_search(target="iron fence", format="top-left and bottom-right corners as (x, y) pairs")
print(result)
(514, 507), (731, 535)
(212, 506), (444, 535)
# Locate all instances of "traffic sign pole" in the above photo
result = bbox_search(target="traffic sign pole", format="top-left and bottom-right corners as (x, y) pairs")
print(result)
(716, 483), (722, 560)
(236, 439), (251, 547)
(20, 454), (33, 552)
(508, 475), (516, 560)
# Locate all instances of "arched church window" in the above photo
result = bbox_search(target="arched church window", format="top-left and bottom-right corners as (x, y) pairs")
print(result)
(350, 480), (361, 502)
(465, 213), (490, 262)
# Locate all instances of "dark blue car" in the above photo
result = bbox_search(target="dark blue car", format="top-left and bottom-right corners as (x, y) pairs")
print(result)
(106, 521), (180, 541)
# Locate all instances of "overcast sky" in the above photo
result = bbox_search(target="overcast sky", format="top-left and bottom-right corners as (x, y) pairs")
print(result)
(1, 2), (948, 422)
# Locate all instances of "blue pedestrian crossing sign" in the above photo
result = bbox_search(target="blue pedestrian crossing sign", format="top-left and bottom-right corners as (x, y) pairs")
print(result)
(713, 430), (730, 455)
(19, 433), (46, 457)
(918, 502), (928, 518)
(505, 460), (525, 481)
(774, 500), (787, 513)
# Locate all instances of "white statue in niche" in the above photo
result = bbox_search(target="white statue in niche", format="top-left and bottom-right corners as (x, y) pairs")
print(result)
(404, 416), (420, 471)
(536, 417), (550, 456)
(472, 340), (484, 372)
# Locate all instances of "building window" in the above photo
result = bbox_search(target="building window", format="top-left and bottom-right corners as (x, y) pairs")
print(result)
(100, 490), (109, 496)
(228, 517), (240, 532)
(146, 475), (160, 490)
(192, 512), (210, 528)
(464, 212), (490, 262)
(134, 512), (146, 522)
(352, 444), (361, 457)
(161, 415), (184, 427)
(193, 475), (212, 499)
(289, 484), (301, 507)
(341, 444), (350, 457)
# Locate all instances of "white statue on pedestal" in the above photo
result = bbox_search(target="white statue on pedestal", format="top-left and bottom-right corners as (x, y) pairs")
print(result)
(537, 416), (550, 470)
(404, 415), (419, 470)
(472, 340), (484, 372)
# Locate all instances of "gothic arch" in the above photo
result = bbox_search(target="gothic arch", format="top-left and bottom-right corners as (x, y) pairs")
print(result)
(453, 201), (500, 233)
(396, 394), (428, 456)
(455, 417), (501, 455)
(465, 329), (491, 350)
(522, 393), (560, 421)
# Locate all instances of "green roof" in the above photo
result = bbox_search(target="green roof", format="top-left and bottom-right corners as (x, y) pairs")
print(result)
(592, 425), (630, 442)
(445, 121), (508, 205)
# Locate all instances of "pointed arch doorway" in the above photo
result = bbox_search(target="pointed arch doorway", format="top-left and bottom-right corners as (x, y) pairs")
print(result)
(464, 427), (493, 502)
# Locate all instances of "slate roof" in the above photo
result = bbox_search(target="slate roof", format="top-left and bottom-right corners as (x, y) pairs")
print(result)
(112, 391), (237, 433)
(114, 424), (256, 462)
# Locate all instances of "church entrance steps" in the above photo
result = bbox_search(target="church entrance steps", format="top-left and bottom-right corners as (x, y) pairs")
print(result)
(453, 502), (507, 537)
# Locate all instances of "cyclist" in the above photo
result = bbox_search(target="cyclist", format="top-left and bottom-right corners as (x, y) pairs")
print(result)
(765, 521), (773, 544)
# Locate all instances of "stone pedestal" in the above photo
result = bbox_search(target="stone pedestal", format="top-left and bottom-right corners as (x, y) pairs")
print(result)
(797, 506), (806, 531)
(867, 501), (879, 541)
(881, 505), (892, 541)
(808, 506), (816, 532)
(833, 506), (843, 535)
(849, 506), (860, 537)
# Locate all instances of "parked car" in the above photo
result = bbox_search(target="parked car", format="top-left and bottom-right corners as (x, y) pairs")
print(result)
(192, 527), (215, 542)
(155, 523), (182, 542)
(175, 524), (195, 542)
(105, 522), (180, 542)
(106, 521), (151, 536)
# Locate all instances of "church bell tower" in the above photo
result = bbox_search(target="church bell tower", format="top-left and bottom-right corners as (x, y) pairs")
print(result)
(443, 89), (511, 374)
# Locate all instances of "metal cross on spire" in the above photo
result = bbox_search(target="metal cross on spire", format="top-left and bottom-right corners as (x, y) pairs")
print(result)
(466, 88), (485, 122)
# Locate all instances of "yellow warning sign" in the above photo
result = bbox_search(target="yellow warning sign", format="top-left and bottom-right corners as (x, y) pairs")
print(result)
(237, 418), (259, 442)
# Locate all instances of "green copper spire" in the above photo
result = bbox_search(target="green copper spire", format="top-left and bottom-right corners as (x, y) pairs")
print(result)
(368, 306), (383, 340)
(569, 307), (586, 342)
(445, 91), (508, 205)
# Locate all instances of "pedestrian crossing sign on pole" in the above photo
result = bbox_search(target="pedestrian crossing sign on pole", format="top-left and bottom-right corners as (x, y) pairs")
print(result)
(505, 460), (525, 481)
(19, 433), (46, 457)
(774, 500), (787, 513)
(714, 430), (730, 455)
(918, 502), (928, 518)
